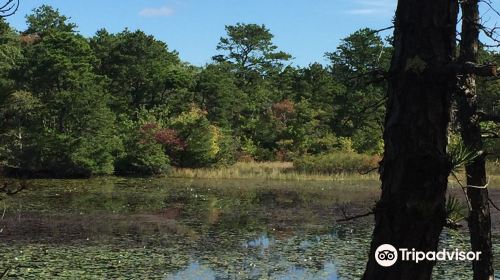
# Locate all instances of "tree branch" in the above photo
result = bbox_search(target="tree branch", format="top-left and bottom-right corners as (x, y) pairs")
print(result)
(0, 0), (18, 18)
(446, 62), (498, 77)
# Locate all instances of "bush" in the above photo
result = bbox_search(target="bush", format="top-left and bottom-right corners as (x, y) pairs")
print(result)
(115, 117), (170, 176)
(294, 152), (380, 174)
(169, 106), (227, 167)
(307, 133), (354, 154)
(114, 144), (170, 176)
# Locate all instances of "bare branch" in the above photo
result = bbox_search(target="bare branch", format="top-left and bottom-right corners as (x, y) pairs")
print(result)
(480, 0), (500, 18)
(0, 0), (18, 18)
(337, 211), (374, 222)
(369, 26), (394, 35)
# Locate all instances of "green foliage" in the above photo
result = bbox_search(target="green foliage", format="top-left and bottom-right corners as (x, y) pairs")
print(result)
(307, 133), (355, 155)
(169, 106), (223, 167)
(2, 6), (499, 178)
(214, 23), (291, 75)
(25, 5), (77, 34)
(6, 24), (119, 177)
(445, 195), (467, 224)
(447, 138), (482, 173)
(90, 28), (185, 113)
(195, 62), (245, 127)
(115, 114), (170, 176)
(294, 152), (380, 174)
(0, 19), (21, 94)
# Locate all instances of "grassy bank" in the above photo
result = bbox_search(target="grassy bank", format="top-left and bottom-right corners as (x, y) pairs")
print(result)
(170, 161), (378, 181)
(169, 160), (500, 186)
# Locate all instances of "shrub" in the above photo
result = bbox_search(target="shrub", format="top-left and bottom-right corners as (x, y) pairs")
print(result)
(307, 133), (354, 154)
(115, 118), (170, 176)
(169, 106), (226, 167)
(294, 152), (380, 174)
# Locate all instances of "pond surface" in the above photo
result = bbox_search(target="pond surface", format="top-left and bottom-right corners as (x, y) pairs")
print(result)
(0, 177), (498, 279)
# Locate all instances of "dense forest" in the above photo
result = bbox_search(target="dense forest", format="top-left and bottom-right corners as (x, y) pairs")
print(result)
(0, 5), (498, 177)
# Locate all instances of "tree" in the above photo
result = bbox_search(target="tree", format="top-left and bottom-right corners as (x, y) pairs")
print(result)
(115, 113), (170, 176)
(12, 29), (119, 177)
(90, 29), (187, 113)
(0, 18), (21, 98)
(25, 5), (76, 35)
(325, 29), (390, 153)
(196, 62), (245, 128)
(455, 1), (495, 279)
(213, 23), (291, 78)
(362, 0), (459, 279)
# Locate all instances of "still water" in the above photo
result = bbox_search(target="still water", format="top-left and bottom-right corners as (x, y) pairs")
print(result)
(0, 177), (498, 279)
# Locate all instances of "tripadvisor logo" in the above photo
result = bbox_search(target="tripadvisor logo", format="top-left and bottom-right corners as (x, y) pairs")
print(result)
(375, 244), (398, 267)
(375, 244), (482, 267)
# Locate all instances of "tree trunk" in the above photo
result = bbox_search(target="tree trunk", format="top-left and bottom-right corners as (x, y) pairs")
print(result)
(362, 0), (458, 279)
(456, 0), (494, 279)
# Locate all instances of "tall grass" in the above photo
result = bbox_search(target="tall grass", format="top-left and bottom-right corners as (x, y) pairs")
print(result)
(294, 152), (381, 175)
(169, 161), (379, 181)
(169, 158), (500, 187)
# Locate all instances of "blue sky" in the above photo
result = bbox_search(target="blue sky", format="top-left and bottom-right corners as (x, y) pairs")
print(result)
(4, 0), (500, 66)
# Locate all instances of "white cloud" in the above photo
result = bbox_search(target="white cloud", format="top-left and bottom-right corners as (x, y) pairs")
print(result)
(346, 9), (377, 15)
(345, 0), (396, 16)
(355, 0), (394, 7)
(139, 5), (174, 17)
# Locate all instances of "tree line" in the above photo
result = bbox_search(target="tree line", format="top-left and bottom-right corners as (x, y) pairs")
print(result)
(0, 5), (386, 177)
(0, 5), (498, 178)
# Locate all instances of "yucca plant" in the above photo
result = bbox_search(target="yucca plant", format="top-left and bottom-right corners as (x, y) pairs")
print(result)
(447, 141), (482, 173)
(445, 195), (467, 224)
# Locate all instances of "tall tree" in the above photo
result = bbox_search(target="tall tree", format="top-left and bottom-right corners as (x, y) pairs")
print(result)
(213, 23), (291, 79)
(362, 0), (459, 279)
(326, 29), (391, 153)
(25, 5), (76, 35)
(90, 29), (186, 113)
(456, 1), (494, 279)
(13, 28), (118, 176)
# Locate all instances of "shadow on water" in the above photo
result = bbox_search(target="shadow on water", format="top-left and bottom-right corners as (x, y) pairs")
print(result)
(0, 177), (498, 279)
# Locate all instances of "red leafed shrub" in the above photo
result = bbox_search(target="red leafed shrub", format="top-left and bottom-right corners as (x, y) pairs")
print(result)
(154, 128), (186, 151)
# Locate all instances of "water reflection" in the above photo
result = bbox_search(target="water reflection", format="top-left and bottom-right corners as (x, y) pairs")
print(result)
(0, 178), (498, 279)
(243, 233), (274, 249)
(166, 262), (217, 280)
(164, 261), (339, 280)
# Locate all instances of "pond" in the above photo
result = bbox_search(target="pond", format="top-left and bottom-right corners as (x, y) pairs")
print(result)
(0, 177), (498, 279)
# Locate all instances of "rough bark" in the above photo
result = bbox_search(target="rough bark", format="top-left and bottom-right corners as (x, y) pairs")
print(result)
(456, 0), (494, 279)
(362, 0), (458, 279)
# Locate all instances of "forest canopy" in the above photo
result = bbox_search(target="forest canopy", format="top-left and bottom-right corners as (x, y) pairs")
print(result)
(0, 5), (498, 177)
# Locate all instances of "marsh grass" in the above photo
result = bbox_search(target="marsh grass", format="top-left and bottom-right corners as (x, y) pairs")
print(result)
(448, 161), (500, 189)
(169, 160), (500, 189)
(169, 161), (379, 181)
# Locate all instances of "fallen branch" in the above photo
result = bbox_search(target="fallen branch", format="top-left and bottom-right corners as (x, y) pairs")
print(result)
(337, 205), (375, 222)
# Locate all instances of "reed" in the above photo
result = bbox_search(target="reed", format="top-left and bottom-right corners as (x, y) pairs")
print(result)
(169, 161), (379, 181)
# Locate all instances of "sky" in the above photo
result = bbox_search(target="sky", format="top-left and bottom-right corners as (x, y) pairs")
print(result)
(4, 0), (500, 67)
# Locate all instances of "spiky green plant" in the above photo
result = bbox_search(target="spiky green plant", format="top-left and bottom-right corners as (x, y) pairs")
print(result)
(445, 195), (467, 223)
(447, 141), (482, 173)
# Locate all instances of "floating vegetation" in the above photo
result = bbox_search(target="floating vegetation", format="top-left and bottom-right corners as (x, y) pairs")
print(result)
(0, 178), (498, 279)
